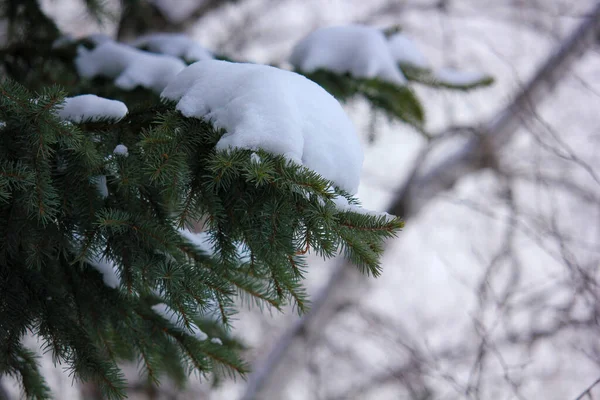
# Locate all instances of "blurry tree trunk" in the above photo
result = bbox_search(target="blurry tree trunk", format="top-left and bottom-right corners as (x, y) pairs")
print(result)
(240, 2), (600, 399)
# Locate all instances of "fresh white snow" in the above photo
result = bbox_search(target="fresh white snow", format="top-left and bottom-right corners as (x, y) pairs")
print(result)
(113, 144), (129, 157)
(57, 94), (128, 123)
(161, 60), (363, 194)
(178, 228), (213, 254)
(88, 256), (120, 289)
(387, 33), (429, 68)
(151, 303), (208, 340)
(75, 41), (186, 93)
(290, 25), (406, 85)
(132, 33), (213, 62)
(94, 175), (109, 199)
(250, 152), (261, 164)
(210, 337), (223, 345)
(434, 67), (489, 86)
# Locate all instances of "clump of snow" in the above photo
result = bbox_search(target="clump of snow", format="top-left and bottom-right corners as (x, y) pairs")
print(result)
(178, 228), (213, 254)
(250, 152), (261, 164)
(132, 33), (213, 62)
(162, 60), (363, 194)
(332, 195), (395, 220)
(387, 33), (429, 69)
(290, 25), (406, 85)
(113, 144), (129, 157)
(75, 41), (186, 93)
(0, 121), (6, 129)
(94, 175), (109, 199)
(210, 337), (223, 345)
(434, 68), (489, 86)
(88, 256), (120, 288)
(152, 303), (208, 340)
(57, 94), (128, 123)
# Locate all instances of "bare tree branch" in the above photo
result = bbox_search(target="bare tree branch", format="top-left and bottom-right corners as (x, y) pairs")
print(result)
(240, 3), (600, 398)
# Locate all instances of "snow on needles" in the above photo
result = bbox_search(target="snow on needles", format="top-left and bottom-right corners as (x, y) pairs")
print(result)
(290, 25), (406, 85)
(113, 144), (129, 157)
(88, 256), (120, 289)
(75, 41), (186, 93)
(58, 94), (128, 123)
(132, 33), (213, 62)
(161, 60), (363, 194)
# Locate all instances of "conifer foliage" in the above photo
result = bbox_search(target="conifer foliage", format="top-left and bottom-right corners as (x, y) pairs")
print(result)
(0, 1), (407, 398)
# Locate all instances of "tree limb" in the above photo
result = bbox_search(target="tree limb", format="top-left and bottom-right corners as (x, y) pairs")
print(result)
(240, 3), (600, 398)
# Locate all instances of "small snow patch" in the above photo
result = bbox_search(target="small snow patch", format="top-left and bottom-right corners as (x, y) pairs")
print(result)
(152, 303), (208, 340)
(210, 337), (223, 345)
(76, 41), (186, 93)
(132, 33), (213, 62)
(113, 144), (129, 157)
(290, 25), (406, 85)
(250, 152), (261, 164)
(161, 60), (363, 194)
(0, 121), (6, 129)
(387, 33), (428, 69)
(94, 175), (109, 199)
(58, 94), (128, 123)
(178, 228), (213, 254)
(88, 256), (120, 288)
(434, 68), (488, 86)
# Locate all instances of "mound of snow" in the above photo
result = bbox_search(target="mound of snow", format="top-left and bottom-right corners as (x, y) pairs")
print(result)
(290, 25), (406, 85)
(113, 144), (129, 156)
(75, 41), (186, 93)
(162, 60), (363, 194)
(387, 33), (428, 69)
(434, 68), (489, 86)
(132, 33), (213, 62)
(58, 94), (128, 123)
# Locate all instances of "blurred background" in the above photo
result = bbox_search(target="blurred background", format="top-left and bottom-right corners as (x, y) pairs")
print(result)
(5, 0), (600, 398)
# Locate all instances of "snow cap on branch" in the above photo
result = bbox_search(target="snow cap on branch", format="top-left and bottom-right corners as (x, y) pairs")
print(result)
(57, 94), (128, 123)
(290, 25), (406, 85)
(162, 60), (363, 194)
(75, 41), (186, 92)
